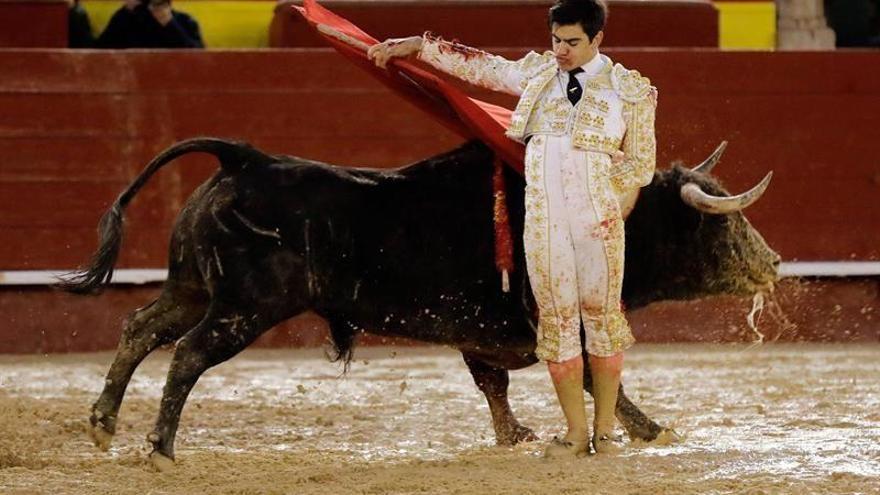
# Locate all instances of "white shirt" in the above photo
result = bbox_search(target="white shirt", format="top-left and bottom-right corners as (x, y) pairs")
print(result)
(561, 51), (606, 90)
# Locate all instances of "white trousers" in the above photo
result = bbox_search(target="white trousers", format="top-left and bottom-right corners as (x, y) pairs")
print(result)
(523, 134), (635, 362)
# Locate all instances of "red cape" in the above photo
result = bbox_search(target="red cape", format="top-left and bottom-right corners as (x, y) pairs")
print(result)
(294, 0), (525, 174)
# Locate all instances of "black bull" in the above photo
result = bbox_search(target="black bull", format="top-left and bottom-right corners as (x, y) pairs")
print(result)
(61, 138), (779, 468)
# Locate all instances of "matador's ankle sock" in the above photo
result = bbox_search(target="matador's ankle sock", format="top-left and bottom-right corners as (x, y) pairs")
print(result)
(588, 352), (624, 436)
(547, 354), (589, 441)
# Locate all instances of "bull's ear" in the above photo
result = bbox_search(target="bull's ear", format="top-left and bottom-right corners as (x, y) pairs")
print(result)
(680, 171), (773, 214)
(691, 141), (728, 174)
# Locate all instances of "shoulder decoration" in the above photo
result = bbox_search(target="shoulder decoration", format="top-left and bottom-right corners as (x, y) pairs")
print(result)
(611, 63), (653, 103)
(520, 50), (557, 77)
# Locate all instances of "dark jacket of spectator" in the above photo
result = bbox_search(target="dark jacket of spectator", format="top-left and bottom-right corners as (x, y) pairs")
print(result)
(825, 0), (880, 47)
(96, 1), (204, 48)
(69, 0), (95, 48)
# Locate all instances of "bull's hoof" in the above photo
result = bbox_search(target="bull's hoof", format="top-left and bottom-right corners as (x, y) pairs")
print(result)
(149, 451), (175, 472)
(624, 420), (665, 442)
(630, 427), (683, 448)
(497, 424), (539, 446)
(88, 424), (114, 451)
(513, 424), (539, 443)
(88, 409), (116, 451)
(654, 428), (683, 445)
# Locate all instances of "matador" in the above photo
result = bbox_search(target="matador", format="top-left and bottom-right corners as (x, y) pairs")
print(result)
(369, 0), (657, 457)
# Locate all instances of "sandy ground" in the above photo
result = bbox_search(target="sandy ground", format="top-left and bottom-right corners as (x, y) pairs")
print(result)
(0, 344), (878, 495)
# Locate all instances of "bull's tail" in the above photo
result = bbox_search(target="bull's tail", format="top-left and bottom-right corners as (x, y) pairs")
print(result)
(57, 137), (269, 294)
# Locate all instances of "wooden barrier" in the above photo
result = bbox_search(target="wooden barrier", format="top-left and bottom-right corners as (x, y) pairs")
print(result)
(0, 48), (878, 352)
(270, 0), (719, 48)
(0, 0), (68, 48)
(1, 49), (878, 269)
(1, 277), (876, 353)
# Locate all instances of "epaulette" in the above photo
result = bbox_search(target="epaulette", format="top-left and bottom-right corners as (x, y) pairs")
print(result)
(524, 50), (558, 75)
(610, 63), (653, 103)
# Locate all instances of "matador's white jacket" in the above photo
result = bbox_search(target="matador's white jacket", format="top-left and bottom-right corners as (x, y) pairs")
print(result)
(418, 33), (657, 195)
(418, 33), (657, 360)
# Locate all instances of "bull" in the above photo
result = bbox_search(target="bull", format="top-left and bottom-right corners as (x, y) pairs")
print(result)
(60, 138), (779, 470)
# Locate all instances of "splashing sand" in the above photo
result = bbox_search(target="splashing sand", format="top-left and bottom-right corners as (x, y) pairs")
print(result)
(747, 292), (766, 344)
(0, 344), (878, 494)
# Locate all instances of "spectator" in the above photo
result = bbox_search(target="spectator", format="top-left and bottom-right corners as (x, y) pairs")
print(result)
(825, 0), (880, 47)
(68, 0), (94, 48)
(96, 0), (204, 48)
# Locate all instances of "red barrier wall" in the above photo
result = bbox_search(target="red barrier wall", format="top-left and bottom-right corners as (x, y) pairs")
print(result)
(0, 0), (68, 48)
(271, 0), (719, 48)
(1, 49), (878, 271)
(1, 278), (877, 354)
(1, 49), (879, 353)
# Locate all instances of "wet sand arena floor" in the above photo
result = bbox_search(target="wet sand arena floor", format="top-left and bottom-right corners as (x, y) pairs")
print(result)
(1, 344), (878, 494)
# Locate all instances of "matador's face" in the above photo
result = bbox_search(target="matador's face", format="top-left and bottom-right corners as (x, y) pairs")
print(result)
(551, 22), (603, 72)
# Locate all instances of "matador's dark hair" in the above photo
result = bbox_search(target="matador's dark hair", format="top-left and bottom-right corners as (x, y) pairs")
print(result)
(548, 0), (608, 40)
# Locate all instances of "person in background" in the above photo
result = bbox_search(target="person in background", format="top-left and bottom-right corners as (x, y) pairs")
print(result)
(824, 0), (880, 47)
(68, 0), (94, 48)
(96, 0), (204, 48)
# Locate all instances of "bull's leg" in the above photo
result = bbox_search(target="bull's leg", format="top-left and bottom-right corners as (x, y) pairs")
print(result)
(582, 363), (664, 441)
(146, 308), (272, 471)
(90, 286), (207, 450)
(462, 353), (538, 446)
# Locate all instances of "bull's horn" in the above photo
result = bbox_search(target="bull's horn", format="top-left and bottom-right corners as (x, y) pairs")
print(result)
(680, 171), (773, 214)
(691, 141), (728, 174)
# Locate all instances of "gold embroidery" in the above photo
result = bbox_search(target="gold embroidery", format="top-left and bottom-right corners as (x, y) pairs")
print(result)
(609, 93), (657, 194)
(419, 39), (650, 359)
(582, 154), (635, 357)
(519, 91), (617, 147)
(576, 111), (605, 130)
(581, 94), (610, 114)
(506, 65), (557, 142)
(611, 63), (652, 103)
(572, 131), (621, 154)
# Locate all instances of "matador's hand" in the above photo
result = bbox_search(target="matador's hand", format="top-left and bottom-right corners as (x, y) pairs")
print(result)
(611, 150), (626, 165)
(367, 36), (423, 69)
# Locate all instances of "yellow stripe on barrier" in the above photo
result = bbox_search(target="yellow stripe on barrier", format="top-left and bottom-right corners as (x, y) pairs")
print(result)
(715, 1), (776, 50)
(82, 0), (276, 48)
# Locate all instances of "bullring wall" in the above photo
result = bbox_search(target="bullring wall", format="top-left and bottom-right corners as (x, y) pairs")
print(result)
(0, 48), (878, 352)
(2, 49), (878, 269)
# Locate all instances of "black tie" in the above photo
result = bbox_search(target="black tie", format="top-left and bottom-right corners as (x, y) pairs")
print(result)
(566, 68), (584, 106)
